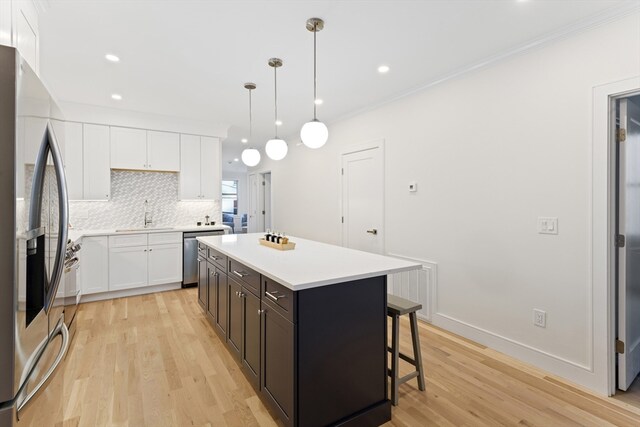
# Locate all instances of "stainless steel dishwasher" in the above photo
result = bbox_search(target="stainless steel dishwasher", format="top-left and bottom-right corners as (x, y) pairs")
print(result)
(183, 230), (225, 287)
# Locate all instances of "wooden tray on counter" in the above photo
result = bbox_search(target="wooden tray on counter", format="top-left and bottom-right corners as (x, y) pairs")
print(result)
(259, 238), (296, 251)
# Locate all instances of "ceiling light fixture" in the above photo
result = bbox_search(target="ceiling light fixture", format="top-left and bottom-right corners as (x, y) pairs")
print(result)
(314, 99), (323, 105)
(241, 83), (261, 167)
(265, 58), (288, 161)
(300, 17), (328, 149)
(105, 54), (120, 62)
(377, 65), (390, 74)
(234, 158), (239, 162)
(241, 138), (248, 143)
(111, 93), (122, 100)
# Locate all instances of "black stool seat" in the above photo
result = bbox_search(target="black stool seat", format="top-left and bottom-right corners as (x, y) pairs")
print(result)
(387, 294), (426, 406)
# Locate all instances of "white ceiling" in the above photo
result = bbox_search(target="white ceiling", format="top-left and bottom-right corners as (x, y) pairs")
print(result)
(39, 0), (638, 172)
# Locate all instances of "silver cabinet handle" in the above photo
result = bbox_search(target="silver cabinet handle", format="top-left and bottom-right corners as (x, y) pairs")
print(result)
(265, 291), (286, 301)
(258, 309), (265, 315)
(366, 229), (378, 235)
(149, 249), (153, 252)
(197, 258), (204, 262)
(233, 270), (248, 278)
(210, 255), (220, 260)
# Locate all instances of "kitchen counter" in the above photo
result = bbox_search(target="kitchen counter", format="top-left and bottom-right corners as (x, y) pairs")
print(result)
(196, 232), (420, 290)
(196, 232), (419, 426)
(69, 224), (230, 241)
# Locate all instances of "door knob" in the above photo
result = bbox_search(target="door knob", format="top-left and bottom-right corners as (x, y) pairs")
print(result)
(366, 229), (378, 235)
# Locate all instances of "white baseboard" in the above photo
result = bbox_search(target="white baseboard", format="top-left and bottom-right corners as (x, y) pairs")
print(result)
(80, 282), (182, 303)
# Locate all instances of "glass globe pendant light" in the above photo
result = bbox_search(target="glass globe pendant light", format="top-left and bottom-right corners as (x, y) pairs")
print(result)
(300, 17), (328, 149)
(241, 82), (261, 167)
(265, 58), (288, 161)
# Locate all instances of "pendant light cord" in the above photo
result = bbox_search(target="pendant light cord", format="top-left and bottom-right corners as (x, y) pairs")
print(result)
(248, 87), (253, 141)
(313, 22), (317, 120)
(274, 65), (278, 138)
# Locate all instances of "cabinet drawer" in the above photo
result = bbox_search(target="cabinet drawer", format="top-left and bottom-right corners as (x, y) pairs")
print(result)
(149, 232), (182, 245)
(229, 259), (260, 297)
(109, 233), (148, 248)
(207, 247), (227, 272)
(263, 276), (295, 323)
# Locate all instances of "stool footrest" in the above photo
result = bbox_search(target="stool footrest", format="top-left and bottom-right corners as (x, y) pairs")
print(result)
(398, 371), (420, 385)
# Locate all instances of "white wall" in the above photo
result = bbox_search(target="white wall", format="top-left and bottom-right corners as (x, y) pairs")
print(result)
(59, 101), (228, 138)
(255, 13), (640, 394)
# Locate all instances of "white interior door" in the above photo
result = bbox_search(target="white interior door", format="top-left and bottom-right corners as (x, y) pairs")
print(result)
(618, 96), (640, 391)
(341, 146), (384, 254)
(264, 172), (272, 231)
(248, 173), (258, 233)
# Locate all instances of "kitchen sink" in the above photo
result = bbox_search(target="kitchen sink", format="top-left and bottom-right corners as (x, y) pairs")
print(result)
(115, 227), (174, 232)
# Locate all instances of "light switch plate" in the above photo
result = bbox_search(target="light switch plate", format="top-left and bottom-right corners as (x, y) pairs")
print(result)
(537, 217), (558, 235)
(408, 181), (417, 192)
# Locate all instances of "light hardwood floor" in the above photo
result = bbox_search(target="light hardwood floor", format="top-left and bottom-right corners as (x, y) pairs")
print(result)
(18, 288), (640, 426)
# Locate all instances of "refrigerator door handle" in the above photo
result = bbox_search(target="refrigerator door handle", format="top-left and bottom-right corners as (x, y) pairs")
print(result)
(27, 121), (69, 314)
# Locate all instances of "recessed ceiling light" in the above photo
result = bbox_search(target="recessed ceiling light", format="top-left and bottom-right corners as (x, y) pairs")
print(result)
(111, 93), (122, 100)
(105, 54), (120, 62)
(241, 138), (248, 143)
(275, 120), (283, 126)
(378, 65), (390, 74)
(314, 99), (323, 105)
(234, 158), (239, 162)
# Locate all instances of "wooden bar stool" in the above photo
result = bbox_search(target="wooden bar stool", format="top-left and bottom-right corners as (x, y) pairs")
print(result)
(387, 294), (426, 405)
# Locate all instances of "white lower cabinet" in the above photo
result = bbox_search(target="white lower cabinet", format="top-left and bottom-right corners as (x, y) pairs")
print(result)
(148, 243), (182, 286)
(81, 236), (109, 295)
(108, 245), (149, 291)
(107, 232), (183, 292)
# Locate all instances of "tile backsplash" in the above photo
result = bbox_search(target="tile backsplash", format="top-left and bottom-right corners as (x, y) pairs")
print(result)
(69, 170), (220, 230)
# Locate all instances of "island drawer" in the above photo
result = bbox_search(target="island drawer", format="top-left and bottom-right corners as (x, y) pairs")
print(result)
(262, 276), (295, 323)
(207, 247), (227, 271)
(229, 259), (260, 296)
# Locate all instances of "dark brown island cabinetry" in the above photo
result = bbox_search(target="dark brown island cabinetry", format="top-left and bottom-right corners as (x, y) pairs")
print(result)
(197, 244), (391, 427)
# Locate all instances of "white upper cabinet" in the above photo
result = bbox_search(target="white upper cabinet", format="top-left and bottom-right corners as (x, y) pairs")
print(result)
(64, 122), (84, 200)
(110, 127), (147, 170)
(180, 134), (202, 199)
(200, 136), (220, 200)
(180, 134), (220, 200)
(147, 131), (180, 171)
(111, 127), (180, 172)
(83, 124), (111, 200)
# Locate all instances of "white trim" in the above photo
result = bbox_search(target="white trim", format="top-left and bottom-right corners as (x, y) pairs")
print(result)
(80, 282), (182, 303)
(339, 139), (386, 252)
(592, 77), (640, 396)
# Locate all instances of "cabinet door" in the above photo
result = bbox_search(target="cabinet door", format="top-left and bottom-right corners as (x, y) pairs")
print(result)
(198, 257), (208, 311)
(81, 236), (109, 295)
(16, 9), (37, 73)
(242, 288), (261, 388)
(148, 243), (182, 286)
(227, 278), (242, 358)
(206, 263), (216, 321)
(83, 124), (111, 200)
(108, 246), (148, 291)
(147, 131), (180, 172)
(200, 136), (220, 200)
(110, 127), (147, 170)
(262, 305), (294, 424)
(64, 122), (84, 200)
(179, 134), (201, 199)
(215, 268), (228, 337)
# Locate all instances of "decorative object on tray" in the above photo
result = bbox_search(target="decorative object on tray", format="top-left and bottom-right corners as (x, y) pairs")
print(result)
(260, 230), (295, 250)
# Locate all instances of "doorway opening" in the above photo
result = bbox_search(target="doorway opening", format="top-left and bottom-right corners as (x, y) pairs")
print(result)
(248, 171), (271, 233)
(612, 93), (640, 406)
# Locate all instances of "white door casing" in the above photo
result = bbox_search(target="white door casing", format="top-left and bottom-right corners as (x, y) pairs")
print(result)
(248, 173), (257, 233)
(341, 141), (384, 254)
(617, 96), (640, 391)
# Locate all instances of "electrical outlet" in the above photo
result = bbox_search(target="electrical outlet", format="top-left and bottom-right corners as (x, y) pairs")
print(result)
(533, 309), (546, 328)
(537, 217), (558, 235)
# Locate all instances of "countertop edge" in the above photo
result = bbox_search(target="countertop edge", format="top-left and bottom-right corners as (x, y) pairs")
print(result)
(196, 237), (422, 291)
(70, 225), (231, 240)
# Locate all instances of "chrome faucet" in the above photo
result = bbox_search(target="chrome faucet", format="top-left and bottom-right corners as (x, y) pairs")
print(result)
(144, 200), (153, 228)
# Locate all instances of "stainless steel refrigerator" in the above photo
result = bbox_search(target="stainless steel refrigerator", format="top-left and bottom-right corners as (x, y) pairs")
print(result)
(0, 45), (70, 426)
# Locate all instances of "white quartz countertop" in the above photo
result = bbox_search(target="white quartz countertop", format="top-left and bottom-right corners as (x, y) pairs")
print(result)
(197, 233), (421, 291)
(69, 224), (230, 241)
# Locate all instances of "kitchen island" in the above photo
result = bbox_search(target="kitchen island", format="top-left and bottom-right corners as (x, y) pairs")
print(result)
(196, 233), (420, 427)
